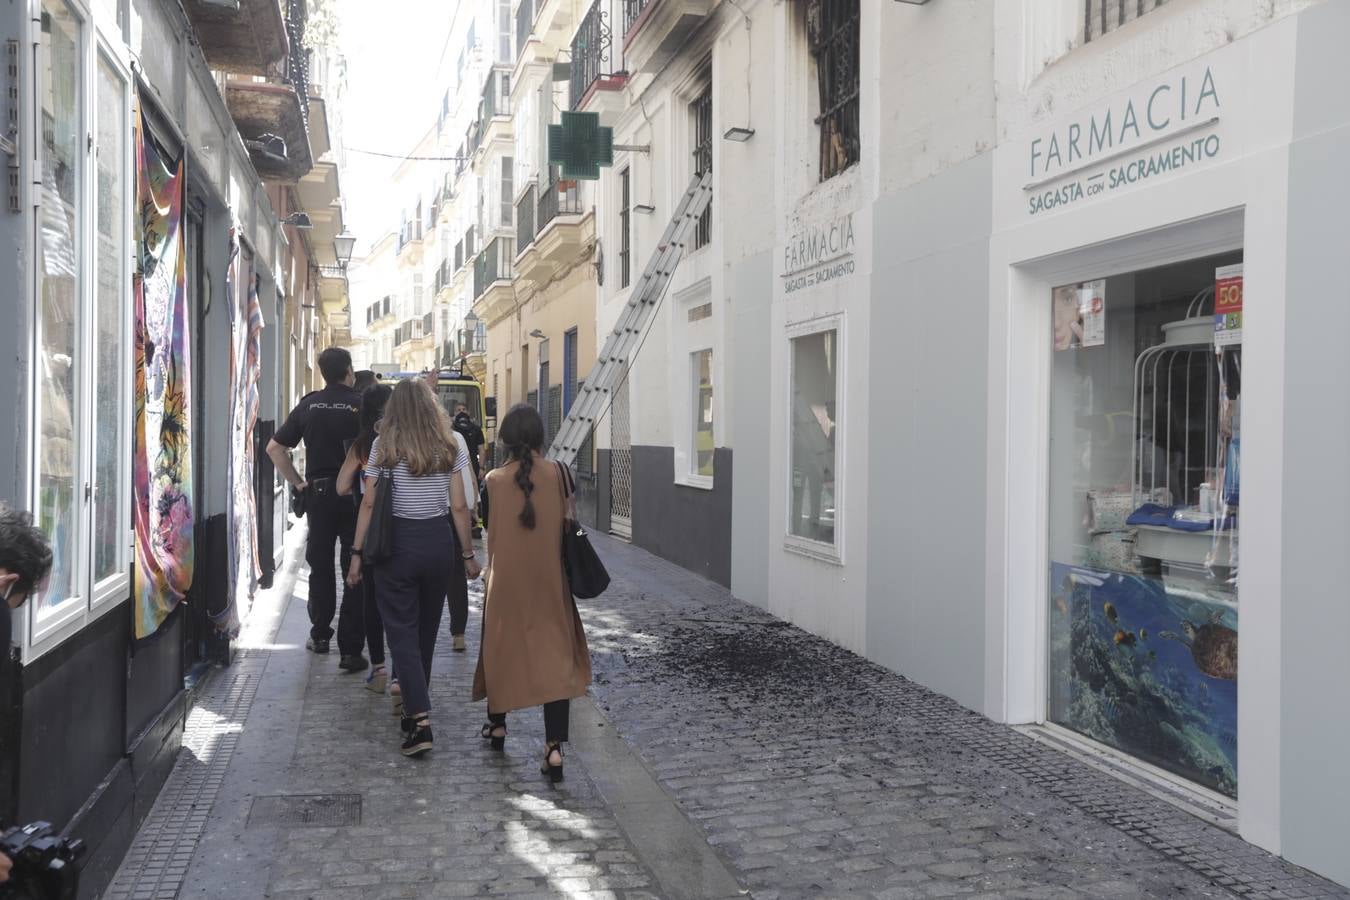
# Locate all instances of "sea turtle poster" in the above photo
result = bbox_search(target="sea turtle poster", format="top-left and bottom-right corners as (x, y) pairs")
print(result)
(1048, 562), (1238, 797)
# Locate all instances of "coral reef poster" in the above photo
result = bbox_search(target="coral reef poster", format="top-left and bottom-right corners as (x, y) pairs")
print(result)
(132, 103), (194, 638)
(1049, 562), (1238, 797)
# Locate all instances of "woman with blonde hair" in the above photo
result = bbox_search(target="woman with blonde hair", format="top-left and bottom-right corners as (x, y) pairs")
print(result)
(473, 403), (591, 782)
(347, 378), (480, 757)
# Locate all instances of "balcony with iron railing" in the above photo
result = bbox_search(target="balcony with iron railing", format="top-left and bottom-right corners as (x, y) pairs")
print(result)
(518, 172), (592, 284)
(474, 236), (516, 300)
(571, 0), (628, 110)
(226, 0), (315, 180)
(422, 311), (436, 339)
(395, 317), (426, 347)
(184, 0), (287, 74)
(538, 172), (583, 230)
(621, 0), (712, 74)
(516, 183), (538, 254)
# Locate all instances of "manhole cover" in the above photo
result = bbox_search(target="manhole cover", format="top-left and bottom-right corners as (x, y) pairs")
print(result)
(247, 794), (361, 828)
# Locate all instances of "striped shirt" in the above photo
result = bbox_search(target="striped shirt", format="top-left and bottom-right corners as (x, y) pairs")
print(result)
(365, 435), (468, 520)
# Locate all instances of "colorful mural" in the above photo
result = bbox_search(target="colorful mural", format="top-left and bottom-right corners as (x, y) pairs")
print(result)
(132, 103), (194, 638)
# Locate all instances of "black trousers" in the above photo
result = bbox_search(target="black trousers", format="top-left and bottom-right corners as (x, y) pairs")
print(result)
(489, 700), (570, 744)
(448, 526), (468, 636)
(305, 484), (363, 655)
(375, 517), (452, 717)
(361, 568), (384, 665)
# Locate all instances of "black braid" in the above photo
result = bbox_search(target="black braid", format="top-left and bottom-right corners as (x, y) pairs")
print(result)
(514, 449), (536, 529)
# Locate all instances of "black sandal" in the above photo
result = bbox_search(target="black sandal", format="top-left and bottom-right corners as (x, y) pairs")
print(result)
(480, 721), (506, 752)
(540, 741), (564, 784)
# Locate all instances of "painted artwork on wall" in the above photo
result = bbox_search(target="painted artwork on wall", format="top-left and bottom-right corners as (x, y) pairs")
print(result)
(132, 102), (194, 638)
(1048, 562), (1238, 797)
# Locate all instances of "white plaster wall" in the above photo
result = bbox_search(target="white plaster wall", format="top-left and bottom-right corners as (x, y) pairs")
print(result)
(1277, 2), (1350, 885)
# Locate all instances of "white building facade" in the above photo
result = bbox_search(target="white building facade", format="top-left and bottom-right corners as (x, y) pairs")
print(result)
(576, 0), (1350, 887)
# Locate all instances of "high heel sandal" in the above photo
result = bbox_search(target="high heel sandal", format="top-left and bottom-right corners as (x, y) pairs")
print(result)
(540, 742), (564, 784)
(480, 721), (506, 752)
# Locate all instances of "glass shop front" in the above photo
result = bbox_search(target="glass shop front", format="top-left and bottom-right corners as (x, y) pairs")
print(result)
(1047, 250), (1243, 798)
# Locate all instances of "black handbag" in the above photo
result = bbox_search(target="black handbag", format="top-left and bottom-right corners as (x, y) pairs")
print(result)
(363, 467), (396, 567)
(556, 462), (609, 599)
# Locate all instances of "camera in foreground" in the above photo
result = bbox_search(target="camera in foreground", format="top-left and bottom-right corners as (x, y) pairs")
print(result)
(0, 822), (83, 900)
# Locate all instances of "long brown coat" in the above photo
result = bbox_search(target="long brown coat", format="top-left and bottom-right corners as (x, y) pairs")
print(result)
(472, 455), (591, 711)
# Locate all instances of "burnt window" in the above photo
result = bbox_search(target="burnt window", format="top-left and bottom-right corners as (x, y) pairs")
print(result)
(618, 167), (631, 288)
(808, 0), (860, 181)
(690, 80), (713, 249)
(1086, 0), (1168, 43)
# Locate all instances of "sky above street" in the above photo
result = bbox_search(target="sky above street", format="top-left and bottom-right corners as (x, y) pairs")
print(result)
(338, 0), (453, 255)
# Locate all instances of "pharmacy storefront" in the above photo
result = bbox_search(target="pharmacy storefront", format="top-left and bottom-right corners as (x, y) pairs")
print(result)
(987, 5), (1350, 884)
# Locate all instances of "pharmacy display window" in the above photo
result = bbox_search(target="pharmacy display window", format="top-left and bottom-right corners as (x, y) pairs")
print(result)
(1046, 251), (1243, 798)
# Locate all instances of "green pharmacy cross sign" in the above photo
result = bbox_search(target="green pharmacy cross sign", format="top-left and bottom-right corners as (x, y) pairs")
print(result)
(548, 111), (614, 180)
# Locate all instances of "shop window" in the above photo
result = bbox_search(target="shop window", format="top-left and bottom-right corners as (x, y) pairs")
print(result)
(618, 167), (631, 288)
(807, 0), (860, 181)
(1047, 251), (1242, 798)
(788, 325), (839, 548)
(690, 79), (712, 249)
(36, 0), (86, 622)
(691, 350), (714, 477)
(93, 54), (130, 590)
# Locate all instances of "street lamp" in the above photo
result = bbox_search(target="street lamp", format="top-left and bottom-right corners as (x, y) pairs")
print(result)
(333, 232), (357, 271)
(462, 310), (481, 353)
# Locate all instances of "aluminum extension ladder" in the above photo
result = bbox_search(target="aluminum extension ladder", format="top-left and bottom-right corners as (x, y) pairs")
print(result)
(547, 170), (715, 467)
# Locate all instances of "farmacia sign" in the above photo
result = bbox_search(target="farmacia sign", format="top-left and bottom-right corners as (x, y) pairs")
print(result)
(1024, 66), (1223, 216)
(781, 213), (857, 293)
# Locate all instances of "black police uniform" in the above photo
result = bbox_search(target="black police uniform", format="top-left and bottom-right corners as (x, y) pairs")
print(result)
(274, 383), (362, 655)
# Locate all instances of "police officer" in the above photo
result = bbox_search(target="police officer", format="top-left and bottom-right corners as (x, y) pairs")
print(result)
(267, 347), (367, 672)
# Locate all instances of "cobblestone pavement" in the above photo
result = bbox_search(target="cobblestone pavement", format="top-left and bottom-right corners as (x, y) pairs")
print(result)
(578, 534), (1349, 900)
(111, 530), (1349, 900)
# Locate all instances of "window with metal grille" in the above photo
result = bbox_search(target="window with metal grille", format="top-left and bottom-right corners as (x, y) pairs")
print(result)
(563, 328), (578, 411)
(690, 80), (712, 249)
(548, 385), (562, 445)
(501, 157), (514, 227)
(808, 0), (860, 181)
(1085, 0), (1168, 43)
(618, 167), (631, 288)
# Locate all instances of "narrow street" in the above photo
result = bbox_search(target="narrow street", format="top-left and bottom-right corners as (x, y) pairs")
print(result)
(104, 532), (1345, 900)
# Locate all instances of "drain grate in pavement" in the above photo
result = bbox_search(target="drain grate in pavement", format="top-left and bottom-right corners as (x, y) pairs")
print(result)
(247, 793), (362, 828)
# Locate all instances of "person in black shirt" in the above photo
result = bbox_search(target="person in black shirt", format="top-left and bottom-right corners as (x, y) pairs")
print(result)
(452, 403), (487, 535)
(267, 347), (367, 671)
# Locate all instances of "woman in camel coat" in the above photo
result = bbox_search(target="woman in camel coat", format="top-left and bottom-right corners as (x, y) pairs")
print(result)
(472, 403), (591, 782)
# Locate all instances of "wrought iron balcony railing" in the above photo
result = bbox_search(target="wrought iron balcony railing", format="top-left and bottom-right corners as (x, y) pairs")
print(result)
(538, 172), (583, 231)
(622, 0), (652, 35)
(571, 0), (614, 109)
(516, 182), (538, 250)
(474, 236), (516, 299)
(481, 68), (511, 121)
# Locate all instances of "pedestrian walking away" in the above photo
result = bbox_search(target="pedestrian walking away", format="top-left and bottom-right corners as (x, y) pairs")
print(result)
(347, 378), (480, 757)
(473, 403), (592, 783)
(447, 426), (477, 652)
(338, 382), (393, 694)
(267, 347), (366, 671)
(452, 402), (487, 537)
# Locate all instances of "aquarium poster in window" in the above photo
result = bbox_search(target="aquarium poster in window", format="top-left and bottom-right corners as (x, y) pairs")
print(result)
(1053, 280), (1106, 350)
(1048, 562), (1238, 797)
(1215, 264), (1243, 347)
